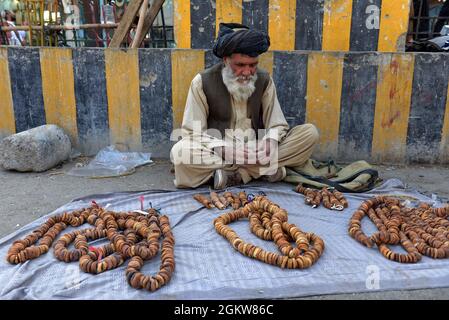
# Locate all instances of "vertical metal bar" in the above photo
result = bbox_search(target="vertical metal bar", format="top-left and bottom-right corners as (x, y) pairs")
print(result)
(416, 0), (423, 39)
(0, 13), (8, 45)
(26, 1), (33, 45)
(161, 3), (167, 48)
(59, 0), (65, 46)
(49, 2), (53, 47)
(100, 0), (106, 47)
(88, 1), (100, 47)
(0, 12), (5, 45)
(40, 0), (45, 46)
(74, 24), (78, 47)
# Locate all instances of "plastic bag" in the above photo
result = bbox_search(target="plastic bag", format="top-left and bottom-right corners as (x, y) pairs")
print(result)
(67, 145), (153, 178)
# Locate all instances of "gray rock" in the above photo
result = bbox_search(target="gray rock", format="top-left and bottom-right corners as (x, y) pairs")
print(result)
(0, 125), (72, 172)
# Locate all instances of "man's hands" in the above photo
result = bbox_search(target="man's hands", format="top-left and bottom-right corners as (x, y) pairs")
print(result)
(257, 138), (277, 165)
(215, 138), (277, 166)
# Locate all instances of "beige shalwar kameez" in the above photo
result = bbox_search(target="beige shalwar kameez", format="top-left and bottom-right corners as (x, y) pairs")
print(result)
(171, 73), (319, 188)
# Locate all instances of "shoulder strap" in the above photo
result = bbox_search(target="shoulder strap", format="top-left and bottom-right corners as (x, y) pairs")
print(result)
(297, 169), (379, 193)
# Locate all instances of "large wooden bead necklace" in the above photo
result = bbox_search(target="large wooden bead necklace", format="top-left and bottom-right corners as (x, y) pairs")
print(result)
(214, 196), (325, 269)
(349, 196), (449, 263)
(6, 202), (175, 292)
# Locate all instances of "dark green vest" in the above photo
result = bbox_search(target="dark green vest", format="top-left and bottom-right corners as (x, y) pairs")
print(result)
(200, 63), (270, 138)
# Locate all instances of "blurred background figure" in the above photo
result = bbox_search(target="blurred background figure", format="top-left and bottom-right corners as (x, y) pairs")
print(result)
(2, 9), (26, 45)
(433, 0), (449, 36)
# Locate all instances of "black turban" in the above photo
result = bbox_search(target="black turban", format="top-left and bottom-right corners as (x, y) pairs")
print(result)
(213, 23), (270, 58)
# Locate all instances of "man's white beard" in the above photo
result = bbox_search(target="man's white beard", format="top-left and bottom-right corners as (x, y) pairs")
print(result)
(222, 63), (258, 103)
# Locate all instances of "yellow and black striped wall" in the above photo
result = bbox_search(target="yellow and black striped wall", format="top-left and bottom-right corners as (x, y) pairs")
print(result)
(174, 0), (411, 52)
(1, 47), (449, 164)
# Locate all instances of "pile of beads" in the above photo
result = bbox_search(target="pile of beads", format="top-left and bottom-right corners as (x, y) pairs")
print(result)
(214, 196), (325, 269)
(349, 196), (449, 263)
(6, 202), (175, 292)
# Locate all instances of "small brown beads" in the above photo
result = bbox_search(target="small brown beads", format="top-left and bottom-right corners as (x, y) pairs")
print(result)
(6, 203), (175, 292)
(214, 196), (325, 269)
(349, 196), (449, 263)
(295, 184), (349, 211)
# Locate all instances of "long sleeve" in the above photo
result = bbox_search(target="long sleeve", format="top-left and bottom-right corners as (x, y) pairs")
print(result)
(261, 77), (289, 142)
(181, 74), (227, 149)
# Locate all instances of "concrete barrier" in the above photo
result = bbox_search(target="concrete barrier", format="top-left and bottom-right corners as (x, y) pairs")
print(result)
(1, 46), (448, 164)
(174, 0), (410, 52)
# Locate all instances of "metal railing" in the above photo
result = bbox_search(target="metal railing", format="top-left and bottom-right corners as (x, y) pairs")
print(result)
(0, 0), (174, 48)
(409, 16), (449, 40)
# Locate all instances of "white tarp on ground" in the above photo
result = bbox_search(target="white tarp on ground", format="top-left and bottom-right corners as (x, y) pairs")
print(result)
(1, 179), (449, 300)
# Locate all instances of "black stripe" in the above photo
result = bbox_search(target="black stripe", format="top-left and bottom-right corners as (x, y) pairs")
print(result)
(338, 53), (378, 162)
(8, 47), (46, 133)
(242, 0), (269, 33)
(407, 54), (449, 163)
(190, 0), (216, 49)
(295, 0), (324, 50)
(273, 51), (307, 127)
(139, 49), (173, 157)
(350, 0), (382, 51)
(73, 48), (110, 156)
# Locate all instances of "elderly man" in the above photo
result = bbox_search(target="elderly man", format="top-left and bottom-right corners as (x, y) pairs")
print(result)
(171, 23), (319, 189)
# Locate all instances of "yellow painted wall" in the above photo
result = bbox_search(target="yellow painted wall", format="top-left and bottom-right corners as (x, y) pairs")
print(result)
(268, 0), (296, 51)
(439, 85), (449, 161)
(105, 49), (142, 151)
(173, 0), (191, 49)
(378, 0), (411, 52)
(0, 48), (15, 138)
(171, 50), (205, 129)
(40, 48), (78, 146)
(216, 0), (243, 37)
(306, 53), (345, 158)
(372, 53), (415, 162)
(322, 0), (353, 51)
(258, 51), (274, 76)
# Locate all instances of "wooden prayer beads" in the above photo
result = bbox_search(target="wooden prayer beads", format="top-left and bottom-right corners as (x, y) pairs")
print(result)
(223, 192), (237, 209)
(231, 192), (241, 209)
(193, 191), (249, 210)
(214, 196), (325, 269)
(193, 194), (214, 209)
(210, 192), (226, 210)
(349, 196), (449, 263)
(239, 191), (249, 207)
(6, 202), (175, 292)
(295, 184), (349, 211)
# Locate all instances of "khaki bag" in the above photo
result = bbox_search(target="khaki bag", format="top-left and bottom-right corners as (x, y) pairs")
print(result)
(284, 159), (381, 193)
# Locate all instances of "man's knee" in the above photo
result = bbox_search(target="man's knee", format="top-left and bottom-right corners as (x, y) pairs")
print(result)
(170, 140), (184, 165)
(303, 123), (319, 145)
(290, 123), (319, 145)
(170, 138), (198, 166)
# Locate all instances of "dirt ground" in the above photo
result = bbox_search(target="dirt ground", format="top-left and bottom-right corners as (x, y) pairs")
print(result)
(1, 158), (449, 300)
